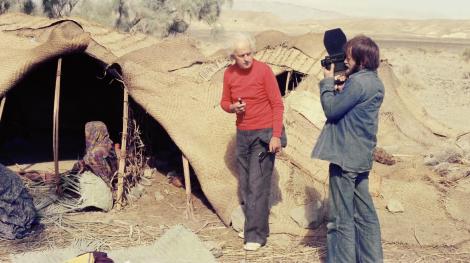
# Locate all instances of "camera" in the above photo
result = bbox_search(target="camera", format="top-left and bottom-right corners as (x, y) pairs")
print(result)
(321, 53), (346, 72)
(321, 28), (347, 74)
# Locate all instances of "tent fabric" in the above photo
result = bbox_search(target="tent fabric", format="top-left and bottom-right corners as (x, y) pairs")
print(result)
(117, 37), (206, 73)
(0, 13), (164, 68)
(254, 46), (320, 75)
(204, 30), (324, 80)
(253, 30), (325, 61)
(0, 13), (463, 239)
(0, 21), (90, 97)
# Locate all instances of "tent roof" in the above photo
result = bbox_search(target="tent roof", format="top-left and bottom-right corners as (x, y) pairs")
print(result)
(0, 13), (158, 60)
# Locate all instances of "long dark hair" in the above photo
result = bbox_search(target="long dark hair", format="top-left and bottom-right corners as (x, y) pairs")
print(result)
(344, 35), (380, 73)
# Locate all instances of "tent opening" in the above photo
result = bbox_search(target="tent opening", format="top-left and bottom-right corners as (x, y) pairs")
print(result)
(0, 54), (123, 165)
(128, 99), (210, 209)
(276, 70), (305, 96)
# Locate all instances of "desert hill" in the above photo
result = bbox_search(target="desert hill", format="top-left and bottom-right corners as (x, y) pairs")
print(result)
(191, 9), (470, 41)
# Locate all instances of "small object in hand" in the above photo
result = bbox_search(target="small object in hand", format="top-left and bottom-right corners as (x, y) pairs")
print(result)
(258, 151), (272, 161)
(334, 78), (346, 85)
(238, 97), (243, 104)
(334, 75), (347, 85)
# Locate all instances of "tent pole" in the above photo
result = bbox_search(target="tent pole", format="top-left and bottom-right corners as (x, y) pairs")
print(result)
(53, 58), (62, 194)
(0, 96), (6, 123)
(285, 70), (292, 95)
(182, 155), (194, 219)
(116, 87), (129, 210)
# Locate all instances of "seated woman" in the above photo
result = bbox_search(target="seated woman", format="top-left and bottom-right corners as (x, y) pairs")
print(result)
(73, 121), (118, 189)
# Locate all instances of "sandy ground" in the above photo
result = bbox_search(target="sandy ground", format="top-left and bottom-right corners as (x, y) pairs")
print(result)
(0, 163), (470, 262)
(380, 41), (470, 132)
(2, 164), (469, 262)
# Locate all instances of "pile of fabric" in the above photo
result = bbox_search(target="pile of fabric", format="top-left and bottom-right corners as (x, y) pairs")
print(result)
(0, 164), (39, 239)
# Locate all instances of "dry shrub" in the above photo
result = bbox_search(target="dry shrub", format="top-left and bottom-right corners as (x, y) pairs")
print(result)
(0, 0), (231, 36)
(400, 75), (424, 90)
(122, 117), (148, 203)
(397, 64), (426, 91)
(417, 47), (427, 54)
(398, 64), (412, 75)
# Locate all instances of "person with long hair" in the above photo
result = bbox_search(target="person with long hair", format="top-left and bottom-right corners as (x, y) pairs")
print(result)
(312, 35), (384, 262)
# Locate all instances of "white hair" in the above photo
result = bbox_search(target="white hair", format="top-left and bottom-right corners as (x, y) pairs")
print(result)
(226, 32), (256, 56)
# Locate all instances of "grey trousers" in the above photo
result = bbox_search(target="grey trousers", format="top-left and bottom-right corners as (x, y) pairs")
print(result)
(236, 128), (275, 245)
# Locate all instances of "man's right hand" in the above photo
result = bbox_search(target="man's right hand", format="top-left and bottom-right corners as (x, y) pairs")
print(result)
(335, 75), (347, 92)
(230, 101), (246, 114)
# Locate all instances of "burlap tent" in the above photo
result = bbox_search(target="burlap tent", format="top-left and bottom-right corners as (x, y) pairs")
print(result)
(1, 13), (468, 244)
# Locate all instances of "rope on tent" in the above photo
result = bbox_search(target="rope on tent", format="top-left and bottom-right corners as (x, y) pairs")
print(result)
(0, 96), (6, 123)
(53, 58), (62, 194)
(182, 154), (194, 219)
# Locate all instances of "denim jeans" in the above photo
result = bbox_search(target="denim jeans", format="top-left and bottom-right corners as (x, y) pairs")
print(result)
(236, 128), (275, 245)
(327, 163), (383, 263)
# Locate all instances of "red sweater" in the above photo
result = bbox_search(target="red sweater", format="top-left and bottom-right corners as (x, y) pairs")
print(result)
(221, 59), (284, 137)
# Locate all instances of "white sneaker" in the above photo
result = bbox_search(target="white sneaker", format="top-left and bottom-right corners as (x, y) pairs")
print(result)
(243, 242), (261, 251)
(238, 231), (244, 239)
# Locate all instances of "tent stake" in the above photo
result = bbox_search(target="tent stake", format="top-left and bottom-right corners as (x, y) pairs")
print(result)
(53, 58), (62, 194)
(116, 87), (129, 210)
(182, 155), (194, 219)
(0, 96), (6, 123)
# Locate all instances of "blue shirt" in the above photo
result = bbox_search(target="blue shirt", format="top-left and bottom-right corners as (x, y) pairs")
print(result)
(312, 69), (385, 172)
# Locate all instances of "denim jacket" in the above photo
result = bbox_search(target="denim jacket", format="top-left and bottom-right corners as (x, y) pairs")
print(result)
(311, 69), (384, 173)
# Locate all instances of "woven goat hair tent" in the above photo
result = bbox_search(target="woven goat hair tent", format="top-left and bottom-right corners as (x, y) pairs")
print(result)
(1, 13), (466, 242)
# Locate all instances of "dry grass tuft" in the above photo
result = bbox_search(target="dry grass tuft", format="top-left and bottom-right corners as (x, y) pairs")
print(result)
(0, 213), (161, 262)
(462, 48), (470, 62)
(399, 64), (412, 75)
(121, 117), (148, 205)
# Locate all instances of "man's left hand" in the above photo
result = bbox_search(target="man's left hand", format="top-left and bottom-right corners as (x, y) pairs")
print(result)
(323, 63), (335, 78)
(269, 137), (282, 154)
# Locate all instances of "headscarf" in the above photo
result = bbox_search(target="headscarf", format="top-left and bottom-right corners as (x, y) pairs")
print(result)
(82, 121), (118, 186)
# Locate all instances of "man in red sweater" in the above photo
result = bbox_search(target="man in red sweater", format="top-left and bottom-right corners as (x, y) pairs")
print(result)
(220, 33), (284, 251)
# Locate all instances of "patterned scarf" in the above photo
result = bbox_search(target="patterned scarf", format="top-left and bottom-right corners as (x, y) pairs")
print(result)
(82, 121), (118, 186)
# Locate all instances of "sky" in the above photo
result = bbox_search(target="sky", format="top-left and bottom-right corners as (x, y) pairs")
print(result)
(231, 0), (470, 20)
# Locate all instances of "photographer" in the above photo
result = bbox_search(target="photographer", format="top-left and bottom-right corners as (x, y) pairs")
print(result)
(312, 35), (384, 263)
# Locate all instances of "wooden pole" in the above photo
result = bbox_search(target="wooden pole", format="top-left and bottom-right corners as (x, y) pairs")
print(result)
(0, 96), (6, 123)
(116, 87), (129, 210)
(182, 155), (194, 219)
(285, 70), (292, 95)
(53, 58), (62, 192)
